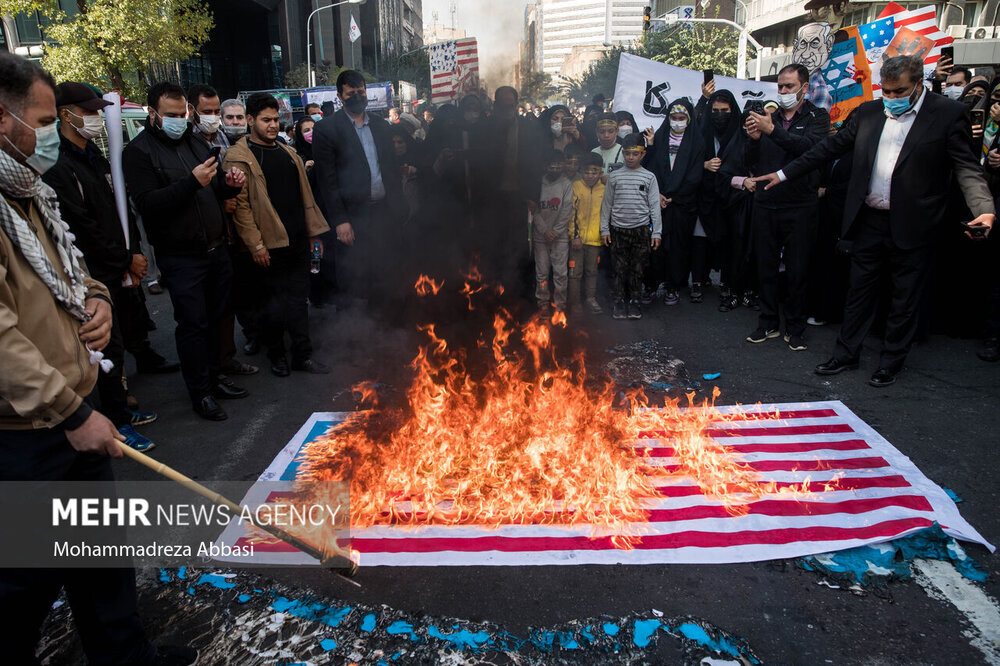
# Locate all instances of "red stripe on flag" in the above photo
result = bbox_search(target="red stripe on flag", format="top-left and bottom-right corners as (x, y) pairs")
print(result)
(640, 438), (872, 457)
(652, 474), (913, 497)
(646, 495), (933, 522)
(639, 423), (855, 438)
(351, 517), (936, 553)
(658, 456), (890, 473)
(723, 409), (839, 421)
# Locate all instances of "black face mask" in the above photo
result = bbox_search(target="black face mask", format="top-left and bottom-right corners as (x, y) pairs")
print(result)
(711, 111), (731, 129)
(964, 93), (983, 108)
(344, 94), (368, 114)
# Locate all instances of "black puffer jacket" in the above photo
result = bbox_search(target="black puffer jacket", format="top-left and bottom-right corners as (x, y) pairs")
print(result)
(123, 118), (240, 255)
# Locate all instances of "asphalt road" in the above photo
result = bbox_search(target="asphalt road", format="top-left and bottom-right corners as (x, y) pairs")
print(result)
(39, 274), (1000, 665)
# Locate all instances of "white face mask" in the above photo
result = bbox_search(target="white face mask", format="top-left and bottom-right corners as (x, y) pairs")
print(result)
(195, 113), (222, 135)
(550, 122), (562, 137)
(943, 85), (963, 101)
(669, 119), (688, 134)
(67, 110), (105, 140)
(777, 87), (802, 110)
(618, 125), (632, 138)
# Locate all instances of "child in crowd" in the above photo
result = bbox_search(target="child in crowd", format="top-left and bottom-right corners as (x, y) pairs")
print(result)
(533, 150), (575, 317)
(600, 133), (662, 320)
(563, 142), (586, 181)
(592, 112), (624, 181)
(570, 153), (606, 314)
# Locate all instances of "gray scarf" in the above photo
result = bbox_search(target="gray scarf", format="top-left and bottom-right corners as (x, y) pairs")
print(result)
(0, 147), (111, 371)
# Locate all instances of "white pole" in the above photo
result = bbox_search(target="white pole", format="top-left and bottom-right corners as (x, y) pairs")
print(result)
(738, 29), (748, 80)
(604, 0), (613, 46)
(306, 0), (362, 89)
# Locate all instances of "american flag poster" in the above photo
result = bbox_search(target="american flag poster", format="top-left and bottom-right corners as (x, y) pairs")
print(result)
(429, 38), (479, 106)
(820, 26), (873, 126)
(214, 401), (992, 567)
(865, 3), (954, 95)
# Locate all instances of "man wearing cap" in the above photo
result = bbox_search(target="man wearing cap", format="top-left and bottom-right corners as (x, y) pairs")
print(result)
(44, 82), (178, 451)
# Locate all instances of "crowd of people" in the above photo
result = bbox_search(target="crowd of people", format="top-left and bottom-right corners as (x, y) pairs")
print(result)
(0, 50), (997, 664)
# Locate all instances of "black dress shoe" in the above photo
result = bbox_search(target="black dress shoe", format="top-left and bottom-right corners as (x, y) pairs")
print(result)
(868, 368), (898, 388)
(212, 379), (249, 399)
(292, 358), (330, 374)
(193, 396), (227, 421)
(271, 357), (291, 377)
(815, 358), (859, 376)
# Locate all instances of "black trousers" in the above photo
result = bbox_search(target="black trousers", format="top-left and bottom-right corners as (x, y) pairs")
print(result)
(260, 244), (313, 363)
(157, 248), (232, 402)
(833, 207), (933, 372)
(337, 200), (397, 305)
(0, 425), (153, 665)
(220, 246), (262, 364)
(610, 225), (651, 302)
(753, 203), (817, 336)
(95, 308), (129, 428)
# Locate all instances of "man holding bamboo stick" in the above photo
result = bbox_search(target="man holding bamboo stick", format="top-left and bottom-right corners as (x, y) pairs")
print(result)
(0, 53), (196, 666)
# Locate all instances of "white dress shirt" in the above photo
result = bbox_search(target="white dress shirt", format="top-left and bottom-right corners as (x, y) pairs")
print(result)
(774, 89), (927, 209)
(864, 88), (927, 210)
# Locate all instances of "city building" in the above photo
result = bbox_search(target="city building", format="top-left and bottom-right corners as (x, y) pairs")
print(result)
(1, 0), (422, 97)
(526, 0), (650, 80)
(424, 23), (467, 44)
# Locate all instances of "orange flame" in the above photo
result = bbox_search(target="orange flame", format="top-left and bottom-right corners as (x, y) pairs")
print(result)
(293, 272), (814, 549)
(414, 274), (444, 296)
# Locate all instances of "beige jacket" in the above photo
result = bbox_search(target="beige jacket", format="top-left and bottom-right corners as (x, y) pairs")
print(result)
(0, 195), (110, 430)
(222, 138), (329, 251)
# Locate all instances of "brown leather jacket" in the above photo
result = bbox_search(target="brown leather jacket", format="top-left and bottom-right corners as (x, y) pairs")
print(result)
(222, 137), (329, 252)
(0, 195), (111, 430)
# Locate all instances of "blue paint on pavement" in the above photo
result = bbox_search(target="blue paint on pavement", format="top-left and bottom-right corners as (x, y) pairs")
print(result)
(602, 622), (620, 636)
(426, 625), (491, 650)
(195, 573), (235, 590)
(270, 597), (353, 628)
(236, 594), (251, 603)
(361, 613), (377, 632)
(319, 638), (337, 650)
(177, 566), (187, 580)
(386, 621), (419, 642)
(633, 619), (660, 647)
(702, 372), (721, 380)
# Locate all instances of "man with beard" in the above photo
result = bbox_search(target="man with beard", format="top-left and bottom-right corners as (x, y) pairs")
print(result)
(312, 70), (404, 307)
(793, 22), (836, 112)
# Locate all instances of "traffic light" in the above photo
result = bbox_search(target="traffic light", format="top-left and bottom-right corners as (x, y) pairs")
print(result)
(643, 6), (652, 31)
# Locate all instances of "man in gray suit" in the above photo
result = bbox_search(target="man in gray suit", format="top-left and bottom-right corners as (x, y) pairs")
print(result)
(755, 56), (994, 387)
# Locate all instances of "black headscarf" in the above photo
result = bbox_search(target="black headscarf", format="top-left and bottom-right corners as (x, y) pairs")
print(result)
(960, 80), (991, 111)
(700, 89), (740, 157)
(645, 97), (703, 203)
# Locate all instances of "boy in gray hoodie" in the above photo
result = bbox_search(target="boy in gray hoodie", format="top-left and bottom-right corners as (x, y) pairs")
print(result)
(533, 150), (575, 316)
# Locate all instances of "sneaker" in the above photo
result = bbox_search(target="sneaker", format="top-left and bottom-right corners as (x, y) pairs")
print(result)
(612, 300), (627, 319)
(718, 295), (739, 312)
(126, 408), (157, 427)
(586, 297), (603, 314)
(640, 287), (654, 305)
(806, 317), (826, 327)
(746, 326), (780, 343)
(742, 290), (759, 309)
(538, 302), (551, 320)
(690, 283), (703, 303)
(785, 334), (807, 351)
(118, 425), (156, 452)
(628, 299), (642, 319)
(152, 644), (199, 665)
(664, 290), (679, 306)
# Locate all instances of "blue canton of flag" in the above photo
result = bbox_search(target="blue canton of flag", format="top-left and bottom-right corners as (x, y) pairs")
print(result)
(858, 18), (895, 51)
(429, 41), (458, 75)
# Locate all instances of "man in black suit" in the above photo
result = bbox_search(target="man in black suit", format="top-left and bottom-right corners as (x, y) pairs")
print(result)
(756, 55), (994, 387)
(312, 69), (404, 305)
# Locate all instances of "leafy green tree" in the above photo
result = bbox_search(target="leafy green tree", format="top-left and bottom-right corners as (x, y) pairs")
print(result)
(640, 8), (752, 76)
(0, 0), (213, 100)
(519, 70), (553, 105)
